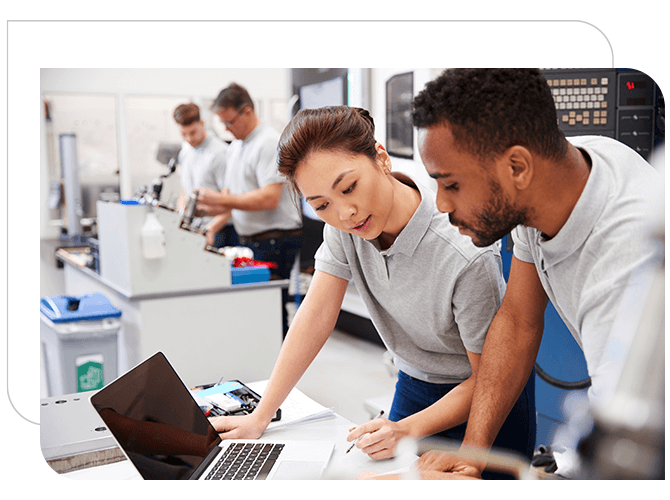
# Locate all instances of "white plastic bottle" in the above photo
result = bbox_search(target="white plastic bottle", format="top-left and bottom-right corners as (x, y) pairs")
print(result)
(140, 211), (166, 259)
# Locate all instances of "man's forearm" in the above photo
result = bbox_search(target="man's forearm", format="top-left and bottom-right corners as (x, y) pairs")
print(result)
(223, 190), (279, 212)
(462, 309), (543, 449)
(206, 213), (231, 235)
(201, 183), (283, 213)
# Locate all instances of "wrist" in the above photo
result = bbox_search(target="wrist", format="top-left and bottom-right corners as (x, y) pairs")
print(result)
(458, 441), (490, 474)
(395, 418), (417, 440)
(252, 406), (276, 428)
(218, 193), (232, 209)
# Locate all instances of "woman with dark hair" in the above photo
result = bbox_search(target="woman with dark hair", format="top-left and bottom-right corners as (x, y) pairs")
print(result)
(210, 106), (535, 473)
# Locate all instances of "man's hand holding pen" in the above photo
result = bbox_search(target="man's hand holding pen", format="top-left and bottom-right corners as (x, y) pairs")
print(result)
(346, 410), (412, 460)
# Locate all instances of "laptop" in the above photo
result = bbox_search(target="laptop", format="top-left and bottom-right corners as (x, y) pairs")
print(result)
(89, 352), (334, 480)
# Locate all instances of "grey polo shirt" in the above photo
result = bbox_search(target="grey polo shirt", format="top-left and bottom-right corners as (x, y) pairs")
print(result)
(315, 176), (506, 384)
(224, 123), (302, 237)
(512, 135), (661, 399)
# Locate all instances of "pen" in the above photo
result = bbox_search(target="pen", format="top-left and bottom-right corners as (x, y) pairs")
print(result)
(346, 410), (385, 454)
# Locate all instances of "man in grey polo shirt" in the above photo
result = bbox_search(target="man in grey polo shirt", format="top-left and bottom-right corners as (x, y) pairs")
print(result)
(410, 68), (662, 479)
(197, 83), (303, 335)
(173, 102), (237, 248)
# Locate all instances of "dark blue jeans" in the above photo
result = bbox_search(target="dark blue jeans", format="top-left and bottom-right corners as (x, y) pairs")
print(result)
(389, 369), (536, 480)
(213, 224), (239, 248)
(239, 233), (303, 336)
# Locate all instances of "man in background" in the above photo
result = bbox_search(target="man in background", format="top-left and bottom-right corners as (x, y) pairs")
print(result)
(173, 102), (237, 248)
(197, 83), (303, 336)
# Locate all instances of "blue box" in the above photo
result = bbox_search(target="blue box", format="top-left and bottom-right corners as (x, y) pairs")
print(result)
(231, 266), (270, 285)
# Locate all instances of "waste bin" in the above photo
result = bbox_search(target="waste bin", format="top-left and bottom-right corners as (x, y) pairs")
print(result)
(40, 293), (121, 397)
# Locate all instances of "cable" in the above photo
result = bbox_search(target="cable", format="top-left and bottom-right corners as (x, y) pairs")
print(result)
(534, 362), (591, 390)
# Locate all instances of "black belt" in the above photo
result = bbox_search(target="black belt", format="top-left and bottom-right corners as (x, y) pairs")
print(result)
(239, 228), (303, 245)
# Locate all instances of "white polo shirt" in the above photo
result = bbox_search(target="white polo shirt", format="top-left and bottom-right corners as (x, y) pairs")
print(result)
(512, 135), (661, 399)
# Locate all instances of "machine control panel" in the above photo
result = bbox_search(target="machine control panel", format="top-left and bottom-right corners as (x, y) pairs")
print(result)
(543, 68), (662, 160)
(544, 69), (617, 137)
(616, 71), (658, 159)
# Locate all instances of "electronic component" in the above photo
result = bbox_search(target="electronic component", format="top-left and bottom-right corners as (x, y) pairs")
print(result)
(195, 380), (281, 422)
(207, 393), (244, 413)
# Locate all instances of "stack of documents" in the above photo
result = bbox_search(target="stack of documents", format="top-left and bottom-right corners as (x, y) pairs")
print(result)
(246, 381), (335, 430)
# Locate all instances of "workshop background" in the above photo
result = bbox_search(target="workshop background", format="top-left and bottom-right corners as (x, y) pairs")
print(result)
(38, 67), (664, 479)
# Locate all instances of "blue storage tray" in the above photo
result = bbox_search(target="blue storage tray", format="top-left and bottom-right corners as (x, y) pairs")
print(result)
(231, 266), (270, 285)
(40, 293), (122, 323)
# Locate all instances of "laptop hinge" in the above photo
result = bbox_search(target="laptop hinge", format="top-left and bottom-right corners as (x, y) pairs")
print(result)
(190, 442), (223, 480)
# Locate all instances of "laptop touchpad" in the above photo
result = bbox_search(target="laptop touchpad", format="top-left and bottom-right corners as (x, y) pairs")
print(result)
(272, 461), (324, 480)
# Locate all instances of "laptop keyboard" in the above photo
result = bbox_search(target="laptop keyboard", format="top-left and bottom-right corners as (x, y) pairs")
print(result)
(205, 443), (285, 480)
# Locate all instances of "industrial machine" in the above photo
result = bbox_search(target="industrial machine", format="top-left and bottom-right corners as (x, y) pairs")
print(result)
(542, 68), (664, 161)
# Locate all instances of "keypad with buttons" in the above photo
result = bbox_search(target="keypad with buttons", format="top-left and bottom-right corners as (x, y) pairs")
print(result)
(544, 70), (616, 134)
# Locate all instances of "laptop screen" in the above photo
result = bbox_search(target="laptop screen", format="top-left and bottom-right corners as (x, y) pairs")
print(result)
(90, 352), (222, 480)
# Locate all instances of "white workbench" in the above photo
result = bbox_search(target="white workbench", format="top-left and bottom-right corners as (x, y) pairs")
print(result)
(41, 385), (418, 481)
(62, 260), (285, 390)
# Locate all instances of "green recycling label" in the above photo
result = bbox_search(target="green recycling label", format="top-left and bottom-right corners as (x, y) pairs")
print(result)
(76, 354), (104, 392)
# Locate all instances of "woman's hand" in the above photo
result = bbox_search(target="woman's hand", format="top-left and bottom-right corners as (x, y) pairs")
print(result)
(346, 417), (410, 460)
(209, 413), (270, 440)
